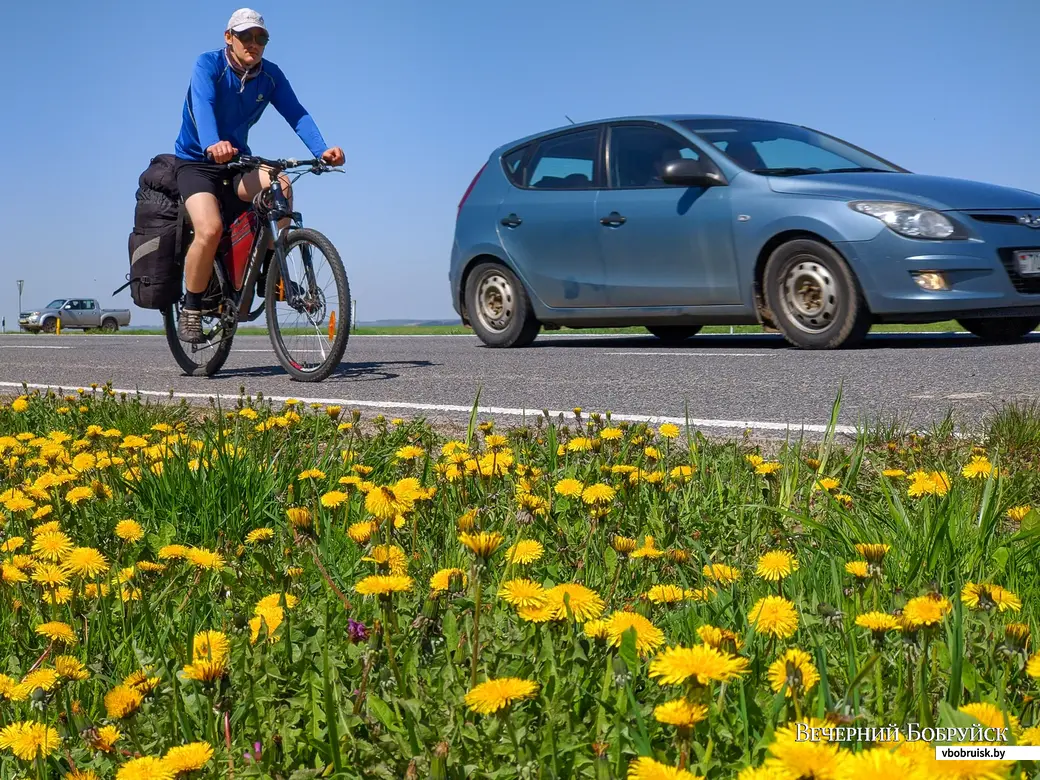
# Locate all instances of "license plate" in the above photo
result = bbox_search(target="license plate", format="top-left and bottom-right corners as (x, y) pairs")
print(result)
(1015, 250), (1040, 276)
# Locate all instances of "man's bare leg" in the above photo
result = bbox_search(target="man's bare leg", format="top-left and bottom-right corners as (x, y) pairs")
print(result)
(236, 168), (293, 237)
(179, 192), (223, 343)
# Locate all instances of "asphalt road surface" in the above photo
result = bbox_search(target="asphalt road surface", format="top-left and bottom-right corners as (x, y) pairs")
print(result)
(1, 331), (1037, 439)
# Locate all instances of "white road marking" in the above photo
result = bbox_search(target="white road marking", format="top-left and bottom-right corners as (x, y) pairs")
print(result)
(0, 345), (72, 349)
(945, 392), (992, 400)
(0, 380), (858, 435)
(605, 351), (772, 357)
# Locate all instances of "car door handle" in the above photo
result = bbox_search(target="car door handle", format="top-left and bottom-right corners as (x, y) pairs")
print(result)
(500, 213), (522, 227)
(600, 212), (627, 226)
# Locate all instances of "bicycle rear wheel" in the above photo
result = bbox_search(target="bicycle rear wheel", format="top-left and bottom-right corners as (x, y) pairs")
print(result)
(265, 227), (350, 382)
(162, 303), (235, 377)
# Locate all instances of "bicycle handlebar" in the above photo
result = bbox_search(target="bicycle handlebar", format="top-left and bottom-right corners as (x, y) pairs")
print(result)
(227, 154), (336, 173)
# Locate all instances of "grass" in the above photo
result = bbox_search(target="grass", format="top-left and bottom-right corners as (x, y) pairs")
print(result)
(0, 387), (1039, 778)
(10, 320), (1002, 338)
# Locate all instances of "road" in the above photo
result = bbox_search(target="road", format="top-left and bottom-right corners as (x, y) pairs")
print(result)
(0, 331), (1037, 438)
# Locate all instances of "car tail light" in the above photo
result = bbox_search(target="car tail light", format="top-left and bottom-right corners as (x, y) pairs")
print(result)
(458, 163), (487, 214)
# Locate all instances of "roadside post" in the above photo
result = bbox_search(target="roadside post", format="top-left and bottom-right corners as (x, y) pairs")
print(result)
(17, 279), (23, 327)
(56, 316), (61, 336)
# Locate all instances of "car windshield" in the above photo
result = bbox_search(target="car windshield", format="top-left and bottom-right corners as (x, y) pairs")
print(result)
(45, 299), (66, 309)
(678, 119), (905, 176)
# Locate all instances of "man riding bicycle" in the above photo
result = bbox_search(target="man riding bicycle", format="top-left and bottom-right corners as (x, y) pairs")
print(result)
(173, 8), (344, 343)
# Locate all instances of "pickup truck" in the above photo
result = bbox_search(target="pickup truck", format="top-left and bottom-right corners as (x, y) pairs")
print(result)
(19, 298), (132, 333)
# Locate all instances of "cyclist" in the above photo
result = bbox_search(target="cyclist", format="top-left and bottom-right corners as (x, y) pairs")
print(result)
(172, 8), (345, 343)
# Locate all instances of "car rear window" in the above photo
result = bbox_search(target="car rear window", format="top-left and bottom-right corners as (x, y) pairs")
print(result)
(502, 146), (528, 186)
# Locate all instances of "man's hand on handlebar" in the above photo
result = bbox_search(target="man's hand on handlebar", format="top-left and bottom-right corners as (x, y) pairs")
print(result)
(206, 141), (239, 165)
(321, 147), (345, 167)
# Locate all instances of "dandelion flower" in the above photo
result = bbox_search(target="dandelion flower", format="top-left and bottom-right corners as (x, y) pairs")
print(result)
(104, 685), (144, 719)
(959, 702), (1019, 732)
(553, 478), (584, 498)
(36, 621), (77, 645)
(347, 521), (375, 543)
(181, 631), (230, 684)
(115, 520), (144, 542)
(756, 551), (798, 581)
(362, 544), (409, 575)
(464, 678), (538, 715)
(430, 568), (467, 593)
(64, 547), (109, 578)
(961, 582), (1021, 613)
(320, 490), (348, 508)
(612, 536), (639, 555)
(395, 445), (425, 460)
(0, 721), (61, 761)
(546, 583), (605, 623)
(856, 612), (900, 634)
(245, 528), (274, 544)
(498, 578), (547, 609)
(90, 724), (121, 752)
(654, 699), (708, 729)
(854, 543), (890, 563)
(703, 563), (741, 585)
(115, 757), (174, 780)
(901, 594), (952, 629)
(748, 596), (799, 639)
(648, 644), (750, 686)
(631, 536), (664, 559)
(32, 531), (73, 561)
(604, 611), (665, 657)
(962, 455), (994, 479)
(844, 561), (869, 579)
(1027, 653), (1040, 679)
(285, 507), (312, 528)
(1007, 505), (1031, 523)
(696, 625), (743, 653)
(582, 483), (616, 505)
(658, 423), (681, 439)
(584, 619), (610, 640)
(506, 539), (544, 565)
(763, 722), (849, 780)
(767, 648), (820, 697)
(459, 531), (504, 559)
(54, 656), (90, 681)
(185, 548), (224, 571)
(355, 575), (413, 597)
(163, 742), (214, 774)
(627, 756), (702, 779)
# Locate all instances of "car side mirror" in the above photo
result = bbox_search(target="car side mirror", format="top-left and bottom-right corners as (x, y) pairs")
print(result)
(661, 159), (726, 187)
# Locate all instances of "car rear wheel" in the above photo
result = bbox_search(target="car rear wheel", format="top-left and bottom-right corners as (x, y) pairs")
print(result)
(465, 262), (540, 347)
(101, 318), (119, 333)
(957, 316), (1040, 343)
(646, 325), (701, 345)
(763, 239), (871, 349)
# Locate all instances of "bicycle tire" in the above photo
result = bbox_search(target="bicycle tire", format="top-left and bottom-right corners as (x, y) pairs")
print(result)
(162, 305), (235, 377)
(265, 227), (350, 382)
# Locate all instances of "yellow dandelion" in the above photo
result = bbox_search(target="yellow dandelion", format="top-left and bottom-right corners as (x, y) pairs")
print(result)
(901, 594), (952, 629)
(845, 561), (869, 579)
(245, 528), (274, 544)
(582, 483), (616, 506)
(856, 612), (900, 634)
(320, 490), (348, 508)
(961, 582), (1022, 613)
(464, 678), (539, 715)
(115, 757), (173, 780)
(36, 621), (77, 645)
(498, 578), (547, 609)
(756, 550), (798, 581)
(64, 547), (110, 578)
(962, 455), (994, 479)
(767, 648), (820, 697)
(703, 563), (741, 585)
(653, 699), (708, 729)
(430, 568), (467, 593)
(1006, 505), (1031, 523)
(54, 656), (90, 681)
(104, 684), (144, 719)
(646, 585), (688, 605)
(748, 596), (799, 639)
(115, 520), (144, 542)
(546, 583), (605, 623)
(347, 521), (375, 543)
(604, 611), (665, 657)
(459, 531), (504, 559)
(554, 478), (584, 498)
(506, 539), (544, 565)
(355, 575), (413, 597)
(162, 742), (214, 774)
(696, 625), (743, 653)
(285, 507), (312, 528)
(648, 644), (750, 686)
(627, 757), (702, 779)
(32, 530), (73, 562)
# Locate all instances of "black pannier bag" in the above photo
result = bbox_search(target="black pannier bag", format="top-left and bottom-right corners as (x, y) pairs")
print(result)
(117, 154), (188, 309)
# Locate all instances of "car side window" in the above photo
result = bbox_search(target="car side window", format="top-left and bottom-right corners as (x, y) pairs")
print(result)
(502, 146), (529, 186)
(527, 129), (600, 190)
(609, 124), (704, 188)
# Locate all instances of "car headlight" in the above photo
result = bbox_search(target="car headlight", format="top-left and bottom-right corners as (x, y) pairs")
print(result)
(849, 201), (966, 239)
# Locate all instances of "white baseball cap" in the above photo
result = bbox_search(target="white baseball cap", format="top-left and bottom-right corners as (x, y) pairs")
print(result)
(227, 8), (267, 33)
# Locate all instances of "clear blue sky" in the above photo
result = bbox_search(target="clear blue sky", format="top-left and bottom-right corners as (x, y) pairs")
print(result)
(2, 0), (1037, 328)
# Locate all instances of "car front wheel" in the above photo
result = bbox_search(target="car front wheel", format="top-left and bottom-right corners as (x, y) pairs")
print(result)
(465, 262), (540, 347)
(763, 239), (871, 349)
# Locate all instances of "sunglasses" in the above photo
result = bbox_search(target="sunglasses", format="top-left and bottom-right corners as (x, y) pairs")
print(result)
(233, 29), (269, 46)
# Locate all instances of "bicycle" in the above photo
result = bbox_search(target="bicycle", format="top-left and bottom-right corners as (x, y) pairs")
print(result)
(163, 154), (350, 382)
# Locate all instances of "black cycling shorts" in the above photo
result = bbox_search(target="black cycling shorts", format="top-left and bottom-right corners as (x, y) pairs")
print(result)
(173, 158), (249, 221)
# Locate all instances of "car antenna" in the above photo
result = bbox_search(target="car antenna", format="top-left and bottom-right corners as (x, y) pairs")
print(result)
(565, 115), (575, 125)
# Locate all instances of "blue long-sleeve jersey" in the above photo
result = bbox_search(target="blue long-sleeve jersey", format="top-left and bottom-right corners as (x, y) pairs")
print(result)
(175, 49), (328, 162)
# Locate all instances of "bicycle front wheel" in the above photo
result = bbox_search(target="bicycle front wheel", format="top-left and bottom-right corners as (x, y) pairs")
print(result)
(265, 227), (351, 382)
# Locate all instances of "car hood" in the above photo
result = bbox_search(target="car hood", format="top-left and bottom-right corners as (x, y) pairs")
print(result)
(766, 172), (1040, 211)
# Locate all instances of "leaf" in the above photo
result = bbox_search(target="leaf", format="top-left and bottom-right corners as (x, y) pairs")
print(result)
(442, 609), (459, 653)
(991, 546), (1009, 573)
(367, 694), (404, 734)
(619, 627), (638, 677)
(603, 545), (617, 578)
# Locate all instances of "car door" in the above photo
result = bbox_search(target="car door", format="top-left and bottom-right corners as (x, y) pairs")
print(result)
(61, 300), (84, 327)
(596, 122), (741, 306)
(495, 126), (608, 308)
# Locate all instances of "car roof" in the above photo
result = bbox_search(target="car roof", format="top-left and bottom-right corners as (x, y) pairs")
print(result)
(492, 113), (793, 155)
